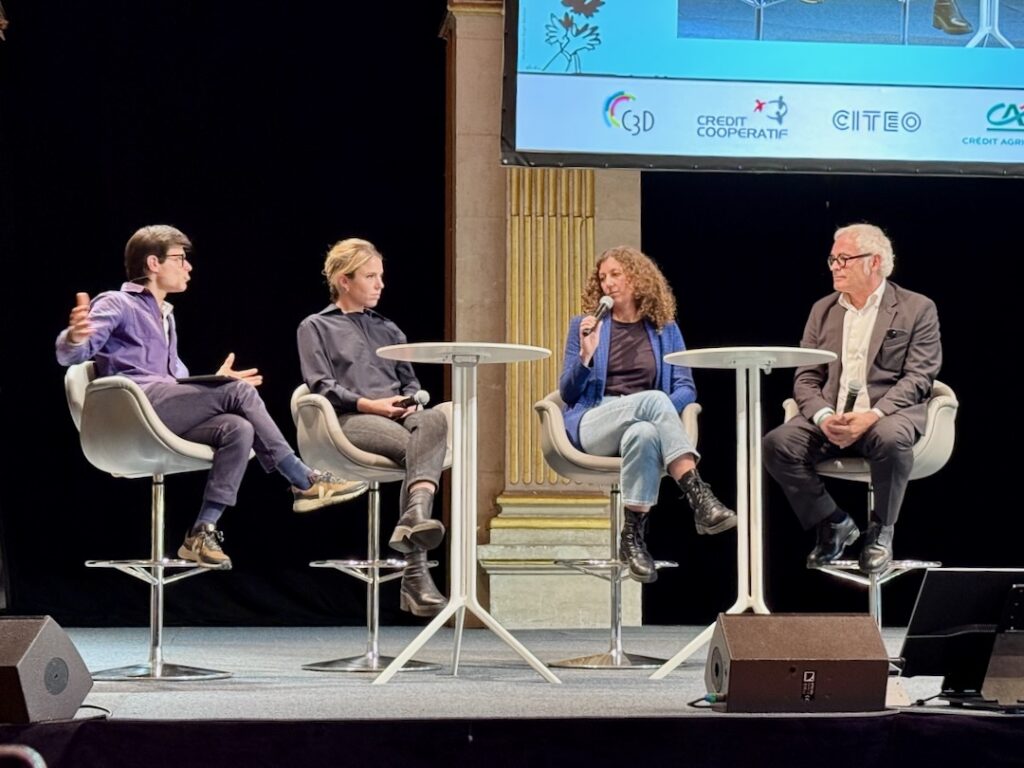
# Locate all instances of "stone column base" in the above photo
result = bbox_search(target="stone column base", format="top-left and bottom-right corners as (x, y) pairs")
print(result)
(478, 494), (642, 630)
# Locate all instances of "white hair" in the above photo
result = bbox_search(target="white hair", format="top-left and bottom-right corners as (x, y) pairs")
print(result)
(834, 223), (894, 277)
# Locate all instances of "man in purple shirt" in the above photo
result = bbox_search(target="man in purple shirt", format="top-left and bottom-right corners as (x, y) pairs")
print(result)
(56, 224), (367, 566)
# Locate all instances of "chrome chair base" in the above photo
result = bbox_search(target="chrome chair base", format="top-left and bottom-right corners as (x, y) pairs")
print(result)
(813, 558), (941, 627)
(91, 662), (231, 682)
(552, 558), (677, 670)
(303, 653), (441, 673)
(549, 650), (667, 669)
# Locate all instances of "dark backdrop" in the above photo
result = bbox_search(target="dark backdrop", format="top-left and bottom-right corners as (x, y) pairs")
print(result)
(0, 2), (1019, 629)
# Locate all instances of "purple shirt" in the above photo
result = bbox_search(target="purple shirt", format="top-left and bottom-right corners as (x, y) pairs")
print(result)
(55, 282), (189, 386)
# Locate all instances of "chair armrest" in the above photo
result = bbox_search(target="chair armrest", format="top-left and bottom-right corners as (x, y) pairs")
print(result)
(681, 402), (701, 445)
(534, 396), (620, 483)
(80, 376), (214, 477)
(782, 397), (799, 423)
(434, 401), (454, 470)
(294, 391), (405, 481)
(533, 392), (702, 484)
(910, 386), (959, 479)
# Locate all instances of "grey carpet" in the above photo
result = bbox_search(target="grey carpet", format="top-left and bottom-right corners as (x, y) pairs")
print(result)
(65, 625), (952, 721)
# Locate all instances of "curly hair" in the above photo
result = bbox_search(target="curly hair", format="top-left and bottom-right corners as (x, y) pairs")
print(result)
(582, 245), (677, 330)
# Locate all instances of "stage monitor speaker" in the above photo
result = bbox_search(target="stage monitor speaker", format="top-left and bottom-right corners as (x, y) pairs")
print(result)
(0, 616), (92, 724)
(704, 613), (889, 713)
(981, 583), (1024, 707)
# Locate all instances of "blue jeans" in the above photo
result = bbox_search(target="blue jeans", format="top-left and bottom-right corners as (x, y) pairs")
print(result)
(578, 390), (698, 508)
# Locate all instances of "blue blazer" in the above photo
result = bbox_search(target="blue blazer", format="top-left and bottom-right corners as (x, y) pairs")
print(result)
(558, 314), (697, 450)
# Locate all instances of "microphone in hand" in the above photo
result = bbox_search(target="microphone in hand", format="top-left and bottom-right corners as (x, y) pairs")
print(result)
(395, 390), (430, 409)
(842, 381), (862, 414)
(582, 295), (614, 337)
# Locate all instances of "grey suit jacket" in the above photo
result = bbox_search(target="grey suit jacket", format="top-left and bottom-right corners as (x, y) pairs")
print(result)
(793, 281), (941, 435)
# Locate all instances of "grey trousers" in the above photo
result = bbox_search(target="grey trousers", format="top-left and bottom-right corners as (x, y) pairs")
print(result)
(763, 412), (916, 529)
(337, 409), (447, 510)
(145, 380), (294, 507)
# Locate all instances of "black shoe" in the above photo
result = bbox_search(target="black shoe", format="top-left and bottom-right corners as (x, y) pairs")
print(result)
(390, 487), (445, 553)
(678, 469), (737, 535)
(399, 549), (448, 617)
(859, 523), (894, 573)
(806, 514), (859, 568)
(621, 509), (657, 583)
(933, 0), (972, 34)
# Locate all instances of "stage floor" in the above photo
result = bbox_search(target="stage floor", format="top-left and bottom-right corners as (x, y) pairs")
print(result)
(65, 624), (946, 721)
(4, 626), (1023, 768)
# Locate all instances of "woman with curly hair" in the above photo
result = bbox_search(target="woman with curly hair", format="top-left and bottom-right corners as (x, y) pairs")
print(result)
(559, 245), (736, 583)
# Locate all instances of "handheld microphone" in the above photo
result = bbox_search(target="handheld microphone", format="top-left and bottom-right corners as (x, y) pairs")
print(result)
(842, 381), (862, 414)
(396, 390), (430, 409)
(582, 295), (614, 337)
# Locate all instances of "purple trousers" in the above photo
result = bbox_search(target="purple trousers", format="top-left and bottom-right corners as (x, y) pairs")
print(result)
(143, 380), (294, 507)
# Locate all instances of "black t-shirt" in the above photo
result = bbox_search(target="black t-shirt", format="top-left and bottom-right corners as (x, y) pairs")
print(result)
(605, 319), (656, 396)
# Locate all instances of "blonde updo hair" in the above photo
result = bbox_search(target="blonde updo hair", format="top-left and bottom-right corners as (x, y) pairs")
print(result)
(582, 245), (677, 331)
(323, 238), (383, 301)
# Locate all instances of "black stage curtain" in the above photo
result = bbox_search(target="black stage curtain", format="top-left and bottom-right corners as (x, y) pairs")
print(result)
(0, 1), (1020, 629)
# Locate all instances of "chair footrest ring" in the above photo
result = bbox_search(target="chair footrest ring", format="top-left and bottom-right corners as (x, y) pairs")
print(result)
(310, 558), (412, 570)
(554, 558), (678, 579)
(85, 558), (230, 570)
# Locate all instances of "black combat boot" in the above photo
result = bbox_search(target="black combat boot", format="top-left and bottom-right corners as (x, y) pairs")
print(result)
(621, 509), (657, 583)
(678, 469), (737, 535)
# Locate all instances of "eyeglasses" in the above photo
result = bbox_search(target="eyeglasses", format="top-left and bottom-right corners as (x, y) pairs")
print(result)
(826, 252), (872, 269)
(165, 253), (190, 266)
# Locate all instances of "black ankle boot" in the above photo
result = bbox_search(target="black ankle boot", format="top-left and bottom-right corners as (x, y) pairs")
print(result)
(389, 487), (445, 553)
(621, 510), (657, 584)
(399, 549), (448, 617)
(678, 469), (737, 535)
(933, 0), (972, 34)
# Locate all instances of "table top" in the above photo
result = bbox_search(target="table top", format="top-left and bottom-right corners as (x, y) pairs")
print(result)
(377, 342), (551, 365)
(664, 346), (836, 371)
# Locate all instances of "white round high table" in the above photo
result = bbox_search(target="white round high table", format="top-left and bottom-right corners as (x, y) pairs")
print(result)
(967, 0), (1013, 48)
(372, 342), (561, 685)
(651, 346), (837, 679)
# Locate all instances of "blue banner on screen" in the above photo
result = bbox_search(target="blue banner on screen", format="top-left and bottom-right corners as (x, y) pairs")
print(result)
(501, 0), (1024, 176)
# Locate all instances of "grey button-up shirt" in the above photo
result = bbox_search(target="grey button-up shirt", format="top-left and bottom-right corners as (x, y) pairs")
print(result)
(297, 304), (419, 413)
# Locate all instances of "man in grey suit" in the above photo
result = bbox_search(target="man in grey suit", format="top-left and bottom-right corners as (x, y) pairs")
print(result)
(763, 223), (941, 573)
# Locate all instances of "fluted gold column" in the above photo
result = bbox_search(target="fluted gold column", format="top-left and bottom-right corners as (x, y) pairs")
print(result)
(479, 167), (643, 628)
(506, 166), (595, 489)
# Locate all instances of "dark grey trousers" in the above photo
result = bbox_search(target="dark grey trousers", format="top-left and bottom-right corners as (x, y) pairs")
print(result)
(763, 413), (916, 528)
(337, 409), (447, 511)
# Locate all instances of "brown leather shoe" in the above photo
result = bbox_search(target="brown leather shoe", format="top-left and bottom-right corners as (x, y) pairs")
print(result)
(389, 487), (445, 553)
(399, 550), (448, 617)
(933, 0), (972, 34)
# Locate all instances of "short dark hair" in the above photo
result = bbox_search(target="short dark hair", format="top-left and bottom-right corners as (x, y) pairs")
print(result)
(124, 225), (192, 282)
